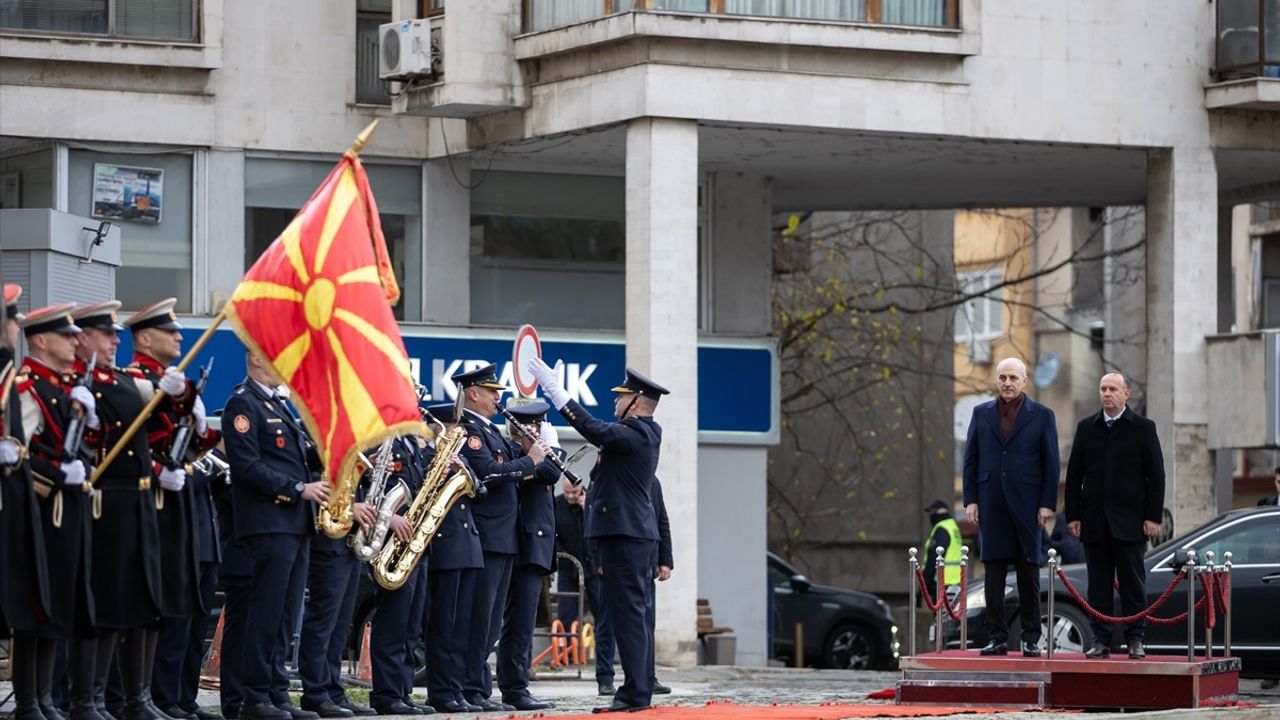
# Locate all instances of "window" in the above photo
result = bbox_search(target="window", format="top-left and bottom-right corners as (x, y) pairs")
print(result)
(0, 141), (54, 209)
(356, 0), (392, 105)
(1195, 519), (1279, 566)
(244, 157), (423, 321)
(0, 0), (196, 41)
(954, 269), (1003, 341)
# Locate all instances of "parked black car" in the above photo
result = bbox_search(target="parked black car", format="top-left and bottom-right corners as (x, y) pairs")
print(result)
(768, 552), (900, 670)
(940, 505), (1280, 677)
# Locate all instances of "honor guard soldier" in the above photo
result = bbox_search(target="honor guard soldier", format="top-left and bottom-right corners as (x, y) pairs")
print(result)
(421, 404), (484, 715)
(528, 361), (667, 713)
(8, 301), (93, 720)
(222, 351), (330, 720)
(366, 435), (432, 716)
(121, 298), (219, 720)
(75, 299), (189, 720)
(496, 399), (561, 711)
(452, 364), (549, 712)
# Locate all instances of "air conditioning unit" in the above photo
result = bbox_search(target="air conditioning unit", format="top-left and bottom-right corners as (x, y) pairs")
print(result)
(379, 19), (432, 81)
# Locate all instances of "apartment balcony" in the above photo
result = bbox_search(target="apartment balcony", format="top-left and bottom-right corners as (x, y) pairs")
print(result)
(522, 0), (960, 34)
(1207, 0), (1280, 110)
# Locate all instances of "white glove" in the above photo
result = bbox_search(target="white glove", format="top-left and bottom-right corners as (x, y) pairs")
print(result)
(69, 386), (101, 430)
(539, 420), (560, 449)
(159, 466), (186, 492)
(193, 396), (208, 434)
(527, 357), (569, 410)
(159, 366), (187, 397)
(0, 438), (20, 465)
(62, 459), (86, 487)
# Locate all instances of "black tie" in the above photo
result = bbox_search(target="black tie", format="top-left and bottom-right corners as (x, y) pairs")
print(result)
(1106, 418), (1115, 429)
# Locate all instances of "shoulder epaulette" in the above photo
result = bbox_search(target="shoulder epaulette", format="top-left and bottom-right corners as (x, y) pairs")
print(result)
(124, 367), (147, 379)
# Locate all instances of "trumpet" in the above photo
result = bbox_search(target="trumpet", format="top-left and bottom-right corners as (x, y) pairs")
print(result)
(499, 408), (583, 486)
(192, 451), (230, 480)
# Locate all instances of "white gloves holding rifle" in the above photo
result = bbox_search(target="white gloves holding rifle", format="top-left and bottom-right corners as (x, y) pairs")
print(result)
(159, 366), (187, 397)
(193, 396), (208, 434)
(62, 459), (86, 487)
(69, 385), (100, 430)
(0, 438), (21, 465)
(159, 466), (186, 492)
(526, 357), (569, 410)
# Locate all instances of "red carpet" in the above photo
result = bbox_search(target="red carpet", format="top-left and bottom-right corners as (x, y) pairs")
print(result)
(547, 699), (1031, 719)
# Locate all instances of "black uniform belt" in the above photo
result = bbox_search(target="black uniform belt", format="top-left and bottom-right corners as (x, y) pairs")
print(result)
(95, 476), (152, 491)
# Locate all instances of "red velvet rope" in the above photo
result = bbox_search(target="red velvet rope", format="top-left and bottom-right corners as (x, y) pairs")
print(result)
(1055, 567), (1189, 625)
(1199, 571), (1216, 630)
(941, 563), (968, 622)
(1215, 570), (1231, 615)
(914, 567), (943, 613)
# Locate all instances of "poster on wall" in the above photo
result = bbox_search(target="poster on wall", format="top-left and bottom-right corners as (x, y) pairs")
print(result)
(92, 163), (163, 223)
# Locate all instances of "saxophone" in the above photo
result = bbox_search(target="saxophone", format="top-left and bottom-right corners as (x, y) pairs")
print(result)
(315, 442), (386, 540)
(371, 425), (475, 590)
(348, 439), (404, 560)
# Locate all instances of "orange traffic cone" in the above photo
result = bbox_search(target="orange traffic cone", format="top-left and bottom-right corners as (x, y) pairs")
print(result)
(199, 613), (225, 691)
(356, 623), (373, 683)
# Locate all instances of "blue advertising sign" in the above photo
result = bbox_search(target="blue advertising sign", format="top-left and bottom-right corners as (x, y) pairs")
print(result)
(118, 322), (778, 445)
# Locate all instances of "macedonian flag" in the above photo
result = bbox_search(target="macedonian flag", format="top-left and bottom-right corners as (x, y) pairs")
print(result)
(225, 132), (427, 488)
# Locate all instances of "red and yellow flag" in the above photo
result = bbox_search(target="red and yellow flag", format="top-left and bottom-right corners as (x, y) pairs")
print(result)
(226, 147), (426, 487)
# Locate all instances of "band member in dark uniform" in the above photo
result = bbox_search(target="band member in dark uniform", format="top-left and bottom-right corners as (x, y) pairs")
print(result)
(119, 298), (220, 720)
(421, 404), (484, 715)
(453, 364), (548, 712)
(496, 399), (560, 711)
(210, 443), (252, 720)
(367, 436), (431, 716)
(528, 361), (666, 713)
(0, 285), (53, 719)
(12, 304), (95, 720)
(223, 351), (330, 720)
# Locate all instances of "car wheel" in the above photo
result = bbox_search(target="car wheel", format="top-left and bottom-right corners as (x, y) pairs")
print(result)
(1038, 603), (1092, 654)
(822, 623), (878, 670)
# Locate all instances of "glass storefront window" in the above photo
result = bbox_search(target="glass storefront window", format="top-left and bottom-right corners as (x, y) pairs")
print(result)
(244, 157), (423, 321)
(0, 0), (197, 41)
(0, 142), (54, 209)
(67, 149), (193, 311)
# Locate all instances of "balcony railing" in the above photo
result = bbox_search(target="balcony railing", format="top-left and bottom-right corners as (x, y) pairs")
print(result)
(1215, 0), (1280, 80)
(522, 0), (958, 34)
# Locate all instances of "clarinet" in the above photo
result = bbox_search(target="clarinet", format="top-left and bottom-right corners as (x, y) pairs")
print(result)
(499, 407), (583, 487)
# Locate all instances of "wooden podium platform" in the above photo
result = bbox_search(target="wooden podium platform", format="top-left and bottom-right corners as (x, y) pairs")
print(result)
(898, 650), (1240, 709)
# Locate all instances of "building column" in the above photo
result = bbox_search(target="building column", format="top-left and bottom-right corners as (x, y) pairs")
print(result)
(626, 117), (699, 665)
(422, 158), (470, 325)
(1145, 147), (1218, 532)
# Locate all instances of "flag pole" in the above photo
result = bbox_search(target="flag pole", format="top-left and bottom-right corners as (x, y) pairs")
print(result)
(347, 119), (379, 156)
(89, 309), (227, 485)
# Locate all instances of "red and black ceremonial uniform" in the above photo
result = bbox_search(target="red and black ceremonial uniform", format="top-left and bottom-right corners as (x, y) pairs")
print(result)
(127, 352), (220, 619)
(15, 357), (95, 639)
(0, 357), (52, 636)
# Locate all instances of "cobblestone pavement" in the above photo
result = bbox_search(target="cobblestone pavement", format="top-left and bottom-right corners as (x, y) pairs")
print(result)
(5, 666), (1277, 719)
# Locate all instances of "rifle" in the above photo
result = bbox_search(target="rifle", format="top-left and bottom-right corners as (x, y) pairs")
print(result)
(62, 352), (97, 462)
(166, 357), (213, 469)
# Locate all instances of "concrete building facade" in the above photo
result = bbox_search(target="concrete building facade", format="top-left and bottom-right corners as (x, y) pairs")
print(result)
(3, 0), (1280, 666)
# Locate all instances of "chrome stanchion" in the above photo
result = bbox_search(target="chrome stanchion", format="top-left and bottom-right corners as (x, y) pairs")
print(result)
(1046, 549), (1058, 660)
(1223, 551), (1233, 658)
(935, 545), (945, 654)
(1185, 549), (1197, 662)
(959, 546), (970, 652)
(1203, 550), (1215, 658)
(908, 547), (918, 657)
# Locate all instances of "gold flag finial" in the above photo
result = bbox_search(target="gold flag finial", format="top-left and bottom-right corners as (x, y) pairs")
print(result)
(348, 119), (380, 156)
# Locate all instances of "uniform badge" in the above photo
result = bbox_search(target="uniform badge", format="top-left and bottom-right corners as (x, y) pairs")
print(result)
(468, 436), (482, 450)
(234, 415), (251, 433)
(276, 437), (286, 448)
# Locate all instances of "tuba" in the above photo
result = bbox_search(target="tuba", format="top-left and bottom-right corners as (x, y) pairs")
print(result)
(371, 424), (475, 590)
(349, 438), (408, 560)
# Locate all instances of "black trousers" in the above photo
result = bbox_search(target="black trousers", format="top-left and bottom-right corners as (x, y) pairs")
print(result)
(463, 552), (513, 700)
(298, 540), (361, 706)
(426, 568), (478, 705)
(219, 573), (251, 715)
(496, 563), (545, 698)
(1084, 531), (1148, 645)
(242, 533), (310, 706)
(983, 558), (1041, 644)
(154, 561), (219, 709)
(596, 537), (656, 708)
(370, 564), (427, 706)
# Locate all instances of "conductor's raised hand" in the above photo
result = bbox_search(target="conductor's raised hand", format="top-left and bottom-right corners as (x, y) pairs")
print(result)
(526, 357), (569, 410)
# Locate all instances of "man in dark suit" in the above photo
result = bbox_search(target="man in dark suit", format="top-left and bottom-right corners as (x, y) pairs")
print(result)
(553, 477), (617, 696)
(1065, 372), (1165, 660)
(962, 357), (1060, 658)
(528, 360), (666, 712)
(211, 445), (251, 720)
(453, 364), (548, 712)
(223, 351), (330, 720)
(1258, 466), (1280, 507)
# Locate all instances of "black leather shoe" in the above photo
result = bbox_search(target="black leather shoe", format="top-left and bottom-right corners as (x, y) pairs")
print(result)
(1084, 641), (1111, 659)
(157, 706), (193, 720)
(332, 700), (374, 717)
(238, 704), (290, 720)
(502, 695), (554, 711)
(597, 681), (616, 696)
(426, 700), (469, 714)
(370, 701), (421, 716)
(298, 702), (350, 719)
(592, 700), (648, 714)
(404, 700), (433, 716)
(652, 681), (671, 695)
(274, 704), (318, 720)
(180, 706), (220, 720)
(221, 707), (240, 720)
(1021, 642), (1041, 657)
(979, 640), (1008, 656)
(1128, 640), (1146, 659)
(461, 696), (509, 712)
